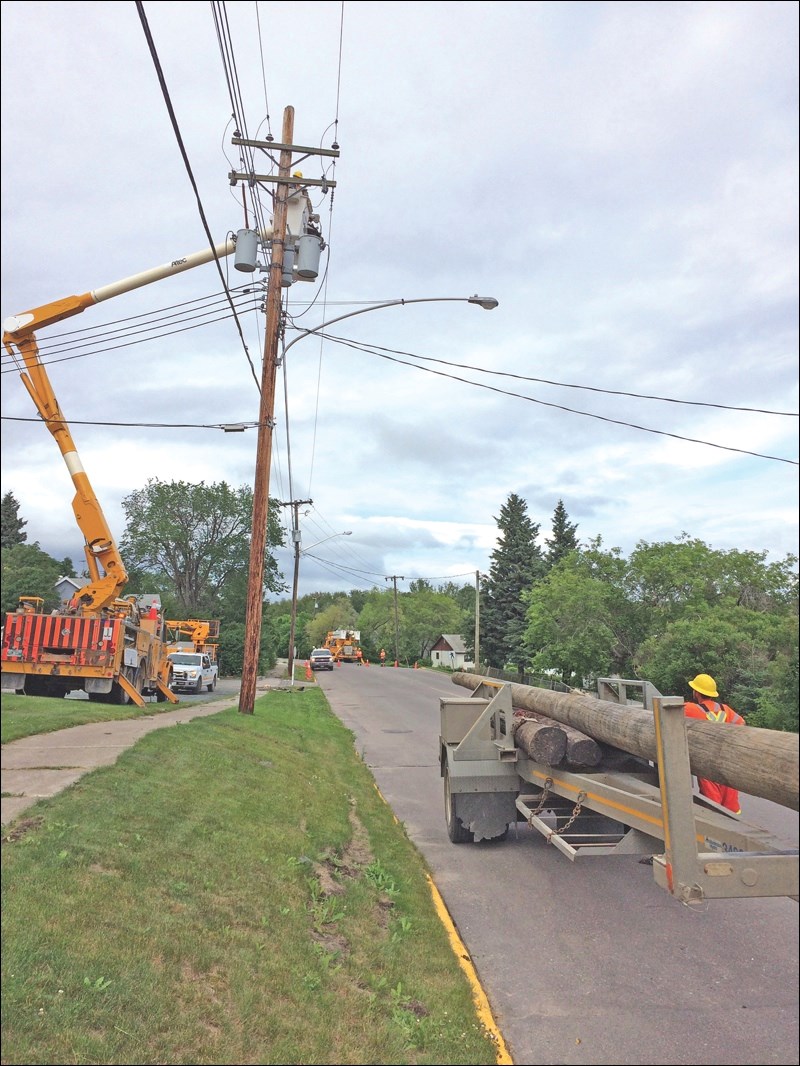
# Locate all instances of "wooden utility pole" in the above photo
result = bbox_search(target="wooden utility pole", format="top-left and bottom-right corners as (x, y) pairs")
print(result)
(228, 111), (339, 714)
(386, 575), (404, 667)
(474, 570), (481, 671)
(282, 497), (313, 683)
(238, 106), (294, 715)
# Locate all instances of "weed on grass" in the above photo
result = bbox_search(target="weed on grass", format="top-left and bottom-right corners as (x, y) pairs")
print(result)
(1, 687), (500, 1065)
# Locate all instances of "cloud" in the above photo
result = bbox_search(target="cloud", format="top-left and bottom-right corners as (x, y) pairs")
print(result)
(2, 2), (797, 604)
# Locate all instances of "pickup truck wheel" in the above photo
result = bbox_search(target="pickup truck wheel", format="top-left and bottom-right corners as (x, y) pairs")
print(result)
(444, 766), (474, 843)
(207, 675), (216, 692)
(195, 676), (203, 694)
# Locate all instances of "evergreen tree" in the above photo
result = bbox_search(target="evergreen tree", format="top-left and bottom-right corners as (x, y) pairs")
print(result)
(481, 493), (545, 669)
(1, 492), (27, 548)
(545, 499), (579, 569)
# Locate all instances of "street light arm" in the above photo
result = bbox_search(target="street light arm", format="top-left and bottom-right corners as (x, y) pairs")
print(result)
(283, 296), (498, 357)
(300, 531), (352, 554)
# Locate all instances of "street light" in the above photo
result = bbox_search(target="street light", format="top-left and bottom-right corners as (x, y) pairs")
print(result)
(281, 295), (499, 360)
(239, 292), (498, 714)
(302, 531), (353, 554)
(287, 530), (352, 683)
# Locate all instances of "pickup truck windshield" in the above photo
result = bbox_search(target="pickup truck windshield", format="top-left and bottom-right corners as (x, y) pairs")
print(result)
(169, 654), (203, 665)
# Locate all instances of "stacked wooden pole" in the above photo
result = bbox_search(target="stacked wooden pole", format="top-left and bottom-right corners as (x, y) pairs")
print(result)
(452, 673), (799, 812)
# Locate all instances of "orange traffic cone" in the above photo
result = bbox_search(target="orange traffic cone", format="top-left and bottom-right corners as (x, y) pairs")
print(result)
(337, 658), (342, 667)
(413, 661), (418, 669)
(305, 660), (313, 680)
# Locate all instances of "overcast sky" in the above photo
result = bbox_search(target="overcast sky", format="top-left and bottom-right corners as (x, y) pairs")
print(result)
(1, 1), (797, 603)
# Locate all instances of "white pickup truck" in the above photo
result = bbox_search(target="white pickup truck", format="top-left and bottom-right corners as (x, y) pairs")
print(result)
(168, 651), (218, 693)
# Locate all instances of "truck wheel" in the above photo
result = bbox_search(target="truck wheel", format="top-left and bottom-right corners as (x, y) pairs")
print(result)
(207, 675), (216, 692)
(195, 676), (203, 694)
(444, 766), (474, 843)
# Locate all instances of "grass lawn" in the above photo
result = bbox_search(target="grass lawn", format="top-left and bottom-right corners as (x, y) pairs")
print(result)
(1, 687), (504, 1065)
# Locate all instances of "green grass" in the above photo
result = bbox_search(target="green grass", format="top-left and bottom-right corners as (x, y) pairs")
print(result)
(0, 692), (186, 745)
(1, 688), (501, 1065)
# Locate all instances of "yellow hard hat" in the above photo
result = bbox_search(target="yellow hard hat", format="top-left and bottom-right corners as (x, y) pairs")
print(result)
(688, 673), (718, 698)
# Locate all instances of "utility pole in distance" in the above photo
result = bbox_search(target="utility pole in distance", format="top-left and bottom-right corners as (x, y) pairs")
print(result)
(385, 575), (404, 667)
(280, 497), (313, 683)
(474, 569), (481, 671)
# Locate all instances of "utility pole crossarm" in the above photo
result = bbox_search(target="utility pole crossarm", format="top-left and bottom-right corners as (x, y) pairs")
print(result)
(229, 173), (336, 189)
(231, 137), (340, 158)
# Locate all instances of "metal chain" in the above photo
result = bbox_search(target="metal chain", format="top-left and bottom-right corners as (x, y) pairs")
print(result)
(527, 777), (553, 820)
(548, 791), (587, 839)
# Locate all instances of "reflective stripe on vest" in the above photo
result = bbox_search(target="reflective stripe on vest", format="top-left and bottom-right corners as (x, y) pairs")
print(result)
(701, 700), (725, 723)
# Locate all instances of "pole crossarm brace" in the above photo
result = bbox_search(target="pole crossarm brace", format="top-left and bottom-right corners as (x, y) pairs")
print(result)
(229, 172), (336, 189)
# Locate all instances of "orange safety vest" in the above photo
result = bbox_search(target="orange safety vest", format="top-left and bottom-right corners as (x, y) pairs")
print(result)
(684, 697), (744, 726)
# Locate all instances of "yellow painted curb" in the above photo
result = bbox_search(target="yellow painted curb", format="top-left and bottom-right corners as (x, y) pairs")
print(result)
(426, 874), (514, 1065)
(372, 783), (513, 1064)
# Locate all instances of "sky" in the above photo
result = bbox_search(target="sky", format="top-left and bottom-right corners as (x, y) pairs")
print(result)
(1, 1), (798, 604)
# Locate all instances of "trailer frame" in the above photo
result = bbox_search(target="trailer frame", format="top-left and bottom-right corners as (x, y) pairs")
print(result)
(439, 680), (799, 904)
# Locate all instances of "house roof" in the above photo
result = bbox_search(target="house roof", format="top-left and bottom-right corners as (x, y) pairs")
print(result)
(55, 576), (81, 590)
(435, 634), (467, 653)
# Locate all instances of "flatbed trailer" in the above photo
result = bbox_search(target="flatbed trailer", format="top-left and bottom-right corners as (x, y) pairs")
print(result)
(440, 679), (799, 905)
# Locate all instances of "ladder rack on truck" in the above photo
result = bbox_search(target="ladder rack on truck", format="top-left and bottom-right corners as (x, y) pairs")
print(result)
(439, 680), (798, 905)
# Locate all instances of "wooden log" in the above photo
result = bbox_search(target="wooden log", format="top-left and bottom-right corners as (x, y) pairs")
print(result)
(562, 724), (603, 768)
(452, 672), (799, 812)
(511, 716), (567, 766)
(513, 709), (603, 767)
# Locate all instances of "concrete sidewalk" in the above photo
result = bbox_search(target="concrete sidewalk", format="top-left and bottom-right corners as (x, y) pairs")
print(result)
(1, 676), (300, 827)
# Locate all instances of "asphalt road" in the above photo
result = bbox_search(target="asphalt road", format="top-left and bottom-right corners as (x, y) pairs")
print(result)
(316, 663), (799, 1066)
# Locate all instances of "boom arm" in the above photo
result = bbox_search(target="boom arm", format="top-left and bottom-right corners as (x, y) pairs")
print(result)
(3, 237), (240, 612)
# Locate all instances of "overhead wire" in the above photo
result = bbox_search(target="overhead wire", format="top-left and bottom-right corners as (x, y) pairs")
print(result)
(311, 332), (798, 417)
(136, 1), (261, 392)
(1, 293), (262, 374)
(307, 332), (799, 465)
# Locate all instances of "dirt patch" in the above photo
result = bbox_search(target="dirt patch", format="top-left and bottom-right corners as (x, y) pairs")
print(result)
(2, 815), (44, 844)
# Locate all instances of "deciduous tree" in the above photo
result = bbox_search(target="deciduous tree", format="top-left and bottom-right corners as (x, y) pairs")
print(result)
(119, 478), (285, 617)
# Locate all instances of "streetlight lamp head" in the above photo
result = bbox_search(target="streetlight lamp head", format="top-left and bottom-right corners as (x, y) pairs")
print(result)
(468, 295), (499, 310)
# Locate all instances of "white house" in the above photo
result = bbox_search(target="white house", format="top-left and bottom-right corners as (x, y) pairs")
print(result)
(430, 634), (472, 670)
(54, 575), (81, 605)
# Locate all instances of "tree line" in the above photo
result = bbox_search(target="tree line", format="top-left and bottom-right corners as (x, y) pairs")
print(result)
(2, 485), (796, 731)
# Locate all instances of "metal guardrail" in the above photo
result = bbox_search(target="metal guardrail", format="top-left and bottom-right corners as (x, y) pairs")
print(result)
(471, 663), (573, 693)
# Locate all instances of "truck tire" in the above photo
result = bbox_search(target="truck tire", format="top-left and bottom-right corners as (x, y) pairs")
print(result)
(195, 676), (203, 694)
(207, 675), (216, 692)
(444, 766), (474, 843)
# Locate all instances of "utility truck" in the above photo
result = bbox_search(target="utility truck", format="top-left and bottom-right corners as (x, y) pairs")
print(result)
(440, 676), (798, 905)
(323, 629), (362, 663)
(0, 238), (242, 706)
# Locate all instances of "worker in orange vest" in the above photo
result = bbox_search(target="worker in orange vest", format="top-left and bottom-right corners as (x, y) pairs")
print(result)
(356, 647), (363, 665)
(684, 673), (745, 814)
(379, 648), (386, 666)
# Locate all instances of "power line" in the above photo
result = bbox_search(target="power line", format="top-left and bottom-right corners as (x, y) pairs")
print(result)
(317, 332), (798, 417)
(311, 333), (799, 465)
(136, 0), (261, 391)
